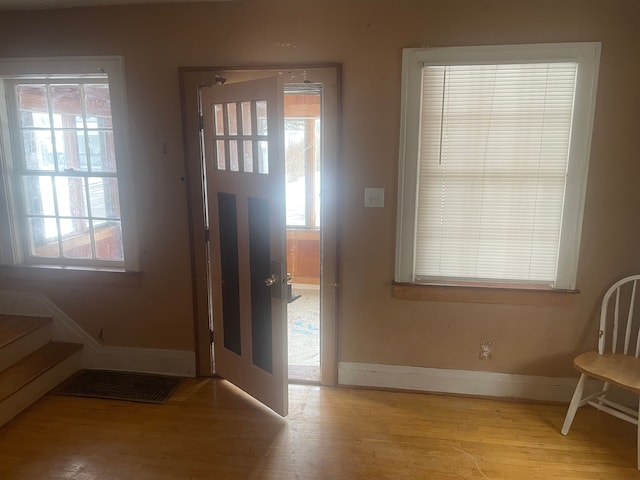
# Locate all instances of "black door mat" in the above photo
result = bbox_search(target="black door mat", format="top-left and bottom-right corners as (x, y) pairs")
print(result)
(56, 369), (182, 404)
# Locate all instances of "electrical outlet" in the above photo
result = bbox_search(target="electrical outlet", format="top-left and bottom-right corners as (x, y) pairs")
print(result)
(479, 340), (493, 360)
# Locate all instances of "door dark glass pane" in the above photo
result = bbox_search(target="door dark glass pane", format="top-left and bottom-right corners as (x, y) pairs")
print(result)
(248, 196), (272, 373)
(218, 192), (241, 355)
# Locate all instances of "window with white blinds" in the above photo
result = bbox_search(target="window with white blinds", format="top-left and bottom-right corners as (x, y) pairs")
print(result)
(395, 44), (601, 290)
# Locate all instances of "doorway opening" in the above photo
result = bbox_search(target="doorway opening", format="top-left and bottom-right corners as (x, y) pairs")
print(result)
(285, 87), (321, 383)
(180, 65), (340, 411)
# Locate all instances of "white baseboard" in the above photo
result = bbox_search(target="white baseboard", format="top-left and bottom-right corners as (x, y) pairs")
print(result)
(338, 361), (602, 403)
(81, 345), (196, 377)
(0, 289), (196, 377)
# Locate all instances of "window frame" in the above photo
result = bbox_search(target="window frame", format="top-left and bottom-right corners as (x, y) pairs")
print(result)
(285, 116), (321, 229)
(284, 88), (322, 230)
(395, 42), (601, 290)
(0, 56), (140, 272)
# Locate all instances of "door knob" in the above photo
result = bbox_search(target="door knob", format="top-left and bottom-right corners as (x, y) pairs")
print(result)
(264, 273), (278, 287)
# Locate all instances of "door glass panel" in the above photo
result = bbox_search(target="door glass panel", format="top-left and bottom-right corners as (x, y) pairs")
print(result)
(216, 140), (226, 170)
(248, 196), (272, 373)
(258, 140), (269, 174)
(214, 104), (224, 136)
(256, 100), (268, 135)
(227, 103), (238, 136)
(218, 192), (242, 356)
(241, 101), (252, 135)
(243, 140), (253, 173)
(229, 140), (239, 172)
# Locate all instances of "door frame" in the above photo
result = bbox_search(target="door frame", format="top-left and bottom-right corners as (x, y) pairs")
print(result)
(179, 64), (341, 386)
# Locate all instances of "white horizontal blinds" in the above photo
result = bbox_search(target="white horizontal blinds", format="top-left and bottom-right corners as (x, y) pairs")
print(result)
(415, 62), (578, 284)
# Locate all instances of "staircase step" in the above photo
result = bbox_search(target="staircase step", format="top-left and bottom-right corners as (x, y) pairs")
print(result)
(0, 315), (52, 372)
(0, 314), (52, 349)
(0, 341), (82, 427)
(0, 342), (82, 404)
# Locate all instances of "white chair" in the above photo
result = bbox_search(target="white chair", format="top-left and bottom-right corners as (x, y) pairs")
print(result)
(562, 274), (640, 469)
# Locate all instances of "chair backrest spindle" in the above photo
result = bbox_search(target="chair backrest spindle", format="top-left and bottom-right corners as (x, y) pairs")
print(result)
(629, 280), (640, 358)
(598, 275), (640, 355)
(612, 289), (620, 354)
(624, 280), (637, 354)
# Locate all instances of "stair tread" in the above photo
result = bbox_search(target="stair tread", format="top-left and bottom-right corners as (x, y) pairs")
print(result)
(0, 315), (52, 349)
(0, 342), (82, 402)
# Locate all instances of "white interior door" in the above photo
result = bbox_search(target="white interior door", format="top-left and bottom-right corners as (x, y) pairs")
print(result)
(200, 76), (288, 416)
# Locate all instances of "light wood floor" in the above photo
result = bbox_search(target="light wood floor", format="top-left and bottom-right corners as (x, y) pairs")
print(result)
(0, 378), (638, 479)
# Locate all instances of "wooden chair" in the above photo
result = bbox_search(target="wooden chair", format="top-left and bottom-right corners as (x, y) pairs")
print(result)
(562, 274), (640, 468)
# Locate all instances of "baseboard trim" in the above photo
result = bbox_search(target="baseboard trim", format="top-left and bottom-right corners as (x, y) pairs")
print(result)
(83, 345), (196, 377)
(0, 290), (196, 377)
(338, 362), (590, 403)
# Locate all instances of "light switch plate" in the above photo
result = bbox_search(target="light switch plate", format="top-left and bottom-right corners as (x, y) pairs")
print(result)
(364, 187), (385, 208)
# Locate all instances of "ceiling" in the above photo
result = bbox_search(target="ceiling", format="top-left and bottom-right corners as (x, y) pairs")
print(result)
(0, 0), (228, 10)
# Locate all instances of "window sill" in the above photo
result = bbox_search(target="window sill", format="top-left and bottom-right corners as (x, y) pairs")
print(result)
(392, 281), (579, 307)
(0, 264), (143, 287)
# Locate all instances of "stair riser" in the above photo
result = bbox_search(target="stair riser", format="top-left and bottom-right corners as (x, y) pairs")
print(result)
(0, 351), (81, 428)
(0, 324), (51, 372)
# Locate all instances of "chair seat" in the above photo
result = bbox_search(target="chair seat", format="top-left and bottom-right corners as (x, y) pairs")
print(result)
(562, 276), (640, 469)
(575, 351), (640, 394)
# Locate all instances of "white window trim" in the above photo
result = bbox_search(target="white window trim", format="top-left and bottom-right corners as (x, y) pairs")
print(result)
(0, 56), (140, 272)
(395, 43), (601, 290)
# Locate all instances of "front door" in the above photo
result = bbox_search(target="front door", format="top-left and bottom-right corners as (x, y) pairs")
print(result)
(200, 76), (288, 416)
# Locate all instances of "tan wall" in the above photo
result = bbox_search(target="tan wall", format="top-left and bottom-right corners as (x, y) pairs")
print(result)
(0, 0), (639, 376)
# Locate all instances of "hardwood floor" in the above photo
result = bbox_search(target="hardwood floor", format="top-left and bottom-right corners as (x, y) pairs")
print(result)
(0, 378), (638, 479)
